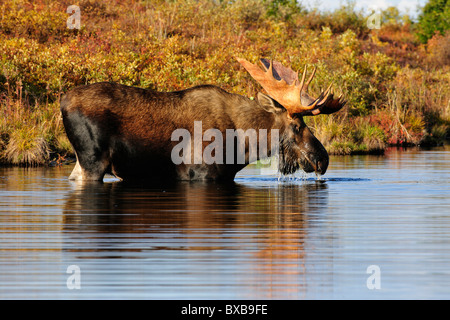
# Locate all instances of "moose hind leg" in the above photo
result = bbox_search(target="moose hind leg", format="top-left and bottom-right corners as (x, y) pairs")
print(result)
(74, 142), (110, 182)
(69, 157), (109, 181)
(63, 110), (110, 182)
(78, 159), (109, 181)
(69, 159), (83, 180)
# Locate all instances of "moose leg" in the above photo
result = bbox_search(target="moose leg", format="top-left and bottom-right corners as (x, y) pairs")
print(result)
(67, 149), (110, 181)
(68, 158), (83, 180)
(62, 110), (111, 181)
(72, 141), (110, 182)
(69, 155), (109, 181)
(78, 160), (109, 181)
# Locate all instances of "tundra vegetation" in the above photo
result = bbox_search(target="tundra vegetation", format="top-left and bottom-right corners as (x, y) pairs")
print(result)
(0, 0), (449, 166)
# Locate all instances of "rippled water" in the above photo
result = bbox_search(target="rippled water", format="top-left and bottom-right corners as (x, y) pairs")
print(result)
(0, 146), (449, 299)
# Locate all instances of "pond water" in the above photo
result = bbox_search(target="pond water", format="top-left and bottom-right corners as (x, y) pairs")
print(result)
(0, 146), (449, 300)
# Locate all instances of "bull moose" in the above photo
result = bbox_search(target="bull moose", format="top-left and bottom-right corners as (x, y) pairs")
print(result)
(60, 58), (346, 182)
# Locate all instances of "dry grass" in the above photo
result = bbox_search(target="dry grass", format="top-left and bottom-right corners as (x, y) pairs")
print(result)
(4, 129), (49, 166)
(0, 79), (71, 166)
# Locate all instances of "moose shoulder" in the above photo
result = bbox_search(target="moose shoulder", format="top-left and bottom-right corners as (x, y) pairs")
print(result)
(60, 58), (346, 182)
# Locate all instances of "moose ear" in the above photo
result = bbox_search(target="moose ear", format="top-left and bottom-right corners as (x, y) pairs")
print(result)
(256, 92), (285, 114)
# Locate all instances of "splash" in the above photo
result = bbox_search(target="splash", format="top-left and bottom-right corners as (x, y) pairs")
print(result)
(274, 167), (329, 184)
(315, 172), (324, 181)
(277, 170), (313, 183)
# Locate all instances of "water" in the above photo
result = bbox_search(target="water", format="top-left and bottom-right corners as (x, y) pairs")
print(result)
(0, 147), (449, 299)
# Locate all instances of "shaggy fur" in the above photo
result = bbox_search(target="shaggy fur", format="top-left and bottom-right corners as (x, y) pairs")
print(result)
(60, 82), (328, 182)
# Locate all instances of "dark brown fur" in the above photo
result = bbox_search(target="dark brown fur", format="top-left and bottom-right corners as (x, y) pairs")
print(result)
(60, 82), (328, 182)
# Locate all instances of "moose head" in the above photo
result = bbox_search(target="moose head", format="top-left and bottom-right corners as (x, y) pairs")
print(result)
(237, 57), (346, 176)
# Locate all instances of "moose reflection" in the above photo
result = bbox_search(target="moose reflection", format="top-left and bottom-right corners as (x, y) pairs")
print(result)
(62, 179), (328, 298)
(63, 181), (328, 233)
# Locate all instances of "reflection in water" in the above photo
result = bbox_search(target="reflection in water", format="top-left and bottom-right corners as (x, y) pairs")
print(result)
(1, 146), (449, 299)
(61, 180), (328, 299)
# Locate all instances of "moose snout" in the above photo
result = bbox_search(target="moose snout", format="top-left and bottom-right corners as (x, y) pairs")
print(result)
(315, 155), (329, 175)
(306, 149), (329, 175)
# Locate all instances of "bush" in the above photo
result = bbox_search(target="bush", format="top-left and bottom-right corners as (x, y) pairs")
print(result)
(0, 0), (448, 165)
(427, 31), (450, 66)
(416, 0), (450, 43)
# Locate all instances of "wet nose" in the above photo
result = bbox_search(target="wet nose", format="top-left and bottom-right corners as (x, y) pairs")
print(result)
(316, 157), (329, 175)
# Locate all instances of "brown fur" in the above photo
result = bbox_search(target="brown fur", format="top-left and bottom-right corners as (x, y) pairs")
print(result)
(60, 82), (328, 182)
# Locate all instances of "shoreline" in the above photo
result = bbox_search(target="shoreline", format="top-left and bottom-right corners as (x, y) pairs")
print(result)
(1, 142), (448, 168)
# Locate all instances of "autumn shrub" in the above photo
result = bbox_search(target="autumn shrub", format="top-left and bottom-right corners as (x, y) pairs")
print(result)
(0, 0), (448, 165)
(386, 66), (450, 145)
(426, 31), (450, 66)
(0, 0), (72, 43)
(295, 4), (367, 36)
(307, 115), (386, 155)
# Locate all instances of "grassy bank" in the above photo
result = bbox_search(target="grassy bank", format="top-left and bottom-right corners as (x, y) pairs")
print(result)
(0, 0), (449, 165)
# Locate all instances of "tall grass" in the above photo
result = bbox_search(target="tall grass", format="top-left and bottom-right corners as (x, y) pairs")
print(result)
(0, 79), (71, 165)
(0, 0), (448, 165)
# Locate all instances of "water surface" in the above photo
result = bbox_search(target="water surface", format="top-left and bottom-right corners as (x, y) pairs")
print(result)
(0, 147), (449, 299)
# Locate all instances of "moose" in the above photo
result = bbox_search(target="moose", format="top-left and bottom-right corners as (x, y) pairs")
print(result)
(60, 58), (346, 182)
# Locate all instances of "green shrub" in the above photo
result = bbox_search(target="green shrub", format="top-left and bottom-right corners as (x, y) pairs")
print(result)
(416, 0), (450, 43)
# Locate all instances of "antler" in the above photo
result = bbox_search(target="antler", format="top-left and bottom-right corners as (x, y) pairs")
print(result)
(236, 57), (346, 117)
